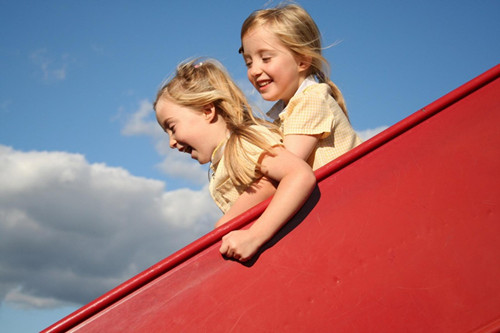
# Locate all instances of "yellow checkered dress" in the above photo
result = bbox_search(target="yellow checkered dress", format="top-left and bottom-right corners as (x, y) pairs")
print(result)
(270, 82), (362, 171)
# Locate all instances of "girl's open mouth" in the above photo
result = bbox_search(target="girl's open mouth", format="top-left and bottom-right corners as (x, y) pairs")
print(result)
(257, 79), (272, 88)
(179, 146), (193, 155)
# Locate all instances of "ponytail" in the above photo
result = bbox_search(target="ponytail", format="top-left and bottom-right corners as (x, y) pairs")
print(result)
(324, 77), (348, 120)
(313, 68), (348, 120)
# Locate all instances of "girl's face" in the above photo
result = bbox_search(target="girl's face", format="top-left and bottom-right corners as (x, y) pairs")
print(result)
(241, 26), (309, 104)
(156, 98), (226, 165)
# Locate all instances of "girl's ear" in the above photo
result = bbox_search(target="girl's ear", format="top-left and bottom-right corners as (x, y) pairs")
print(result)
(298, 55), (312, 73)
(202, 103), (217, 122)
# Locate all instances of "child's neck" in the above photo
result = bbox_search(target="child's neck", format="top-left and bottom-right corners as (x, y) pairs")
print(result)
(282, 74), (315, 106)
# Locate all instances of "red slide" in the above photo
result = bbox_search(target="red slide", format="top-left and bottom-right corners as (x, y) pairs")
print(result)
(43, 64), (500, 333)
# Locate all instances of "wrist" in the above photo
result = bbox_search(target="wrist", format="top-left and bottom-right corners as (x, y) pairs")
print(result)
(248, 219), (274, 245)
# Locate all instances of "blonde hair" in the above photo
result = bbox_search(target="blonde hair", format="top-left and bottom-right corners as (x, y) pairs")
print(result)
(240, 3), (349, 119)
(154, 58), (280, 187)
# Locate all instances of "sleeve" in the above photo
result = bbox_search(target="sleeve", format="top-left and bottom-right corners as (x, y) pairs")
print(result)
(239, 127), (283, 178)
(281, 85), (334, 139)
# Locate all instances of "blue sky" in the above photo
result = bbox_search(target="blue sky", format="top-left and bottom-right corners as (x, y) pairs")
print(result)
(0, 0), (498, 331)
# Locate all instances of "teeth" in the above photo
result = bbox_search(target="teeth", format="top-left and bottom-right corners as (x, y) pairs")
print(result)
(258, 80), (271, 87)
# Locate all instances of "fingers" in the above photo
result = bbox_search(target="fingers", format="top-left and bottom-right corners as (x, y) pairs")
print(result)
(219, 233), (248, 262)
(219, 238), (229, 255)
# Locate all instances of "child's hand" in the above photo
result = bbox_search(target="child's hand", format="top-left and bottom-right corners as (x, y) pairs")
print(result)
(219, 229), (264, 262)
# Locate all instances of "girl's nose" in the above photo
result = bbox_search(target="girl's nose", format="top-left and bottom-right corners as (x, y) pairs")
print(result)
(248, 64), (262, 78)
(169, 136), (177, 149)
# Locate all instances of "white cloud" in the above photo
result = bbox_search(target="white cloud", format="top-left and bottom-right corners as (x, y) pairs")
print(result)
(0, 145), (221, 309)
(356, 126), (389, 141)
(121, 100), (163, 139)
(5, 288), (67, 309)
(30, 49), (69, 82)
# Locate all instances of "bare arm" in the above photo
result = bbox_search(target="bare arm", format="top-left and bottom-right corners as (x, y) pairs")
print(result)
(214, 176), (277, 228)
(219, 146), (316, 261)
(283, 134), (321, 161)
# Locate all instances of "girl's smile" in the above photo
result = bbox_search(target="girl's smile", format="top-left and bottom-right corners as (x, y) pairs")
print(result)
(241, 26), (310, 104)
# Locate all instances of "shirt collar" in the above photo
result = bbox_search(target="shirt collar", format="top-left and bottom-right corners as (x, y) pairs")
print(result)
(210, 137), (227, 172)
(266, 75), (317, 120)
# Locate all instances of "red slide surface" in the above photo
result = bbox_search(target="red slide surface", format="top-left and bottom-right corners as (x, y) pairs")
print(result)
(43, 64), (500, 332)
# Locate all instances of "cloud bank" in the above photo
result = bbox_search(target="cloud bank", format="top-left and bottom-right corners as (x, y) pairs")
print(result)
(0, 145), (220, 308)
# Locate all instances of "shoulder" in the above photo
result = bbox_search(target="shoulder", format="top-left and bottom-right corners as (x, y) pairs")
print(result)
(287, 83), (332, 109)
(298, 82), (331, 100)
(285, 83), (334, 115)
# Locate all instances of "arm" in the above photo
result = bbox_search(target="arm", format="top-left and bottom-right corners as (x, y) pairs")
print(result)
(283, 133), (321, 161)
(219, 146), (316, 261)
(281, 84), (333, 161)
(214, 176), (277, 228)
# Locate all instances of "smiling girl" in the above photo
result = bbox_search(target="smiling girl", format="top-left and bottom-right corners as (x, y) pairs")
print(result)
(154, 58), (316, 262)
(240, 4), (362, 170)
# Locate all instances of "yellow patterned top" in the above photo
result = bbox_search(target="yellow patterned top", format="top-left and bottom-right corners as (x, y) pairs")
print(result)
(209, 125), (283, 213)
(267, 77), (362, 170)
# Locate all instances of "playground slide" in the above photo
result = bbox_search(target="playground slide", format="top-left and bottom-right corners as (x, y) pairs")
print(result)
(43, 64), (500, 332)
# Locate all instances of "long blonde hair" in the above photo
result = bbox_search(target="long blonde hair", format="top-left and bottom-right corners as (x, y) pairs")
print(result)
(154, 58), (280, 187)
(240, 3), (349, 119)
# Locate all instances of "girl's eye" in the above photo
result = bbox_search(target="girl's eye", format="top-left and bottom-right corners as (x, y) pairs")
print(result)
(166, 124), (175, 134)
(245, 61), (252, 68)
(262, 56), (271, 62)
